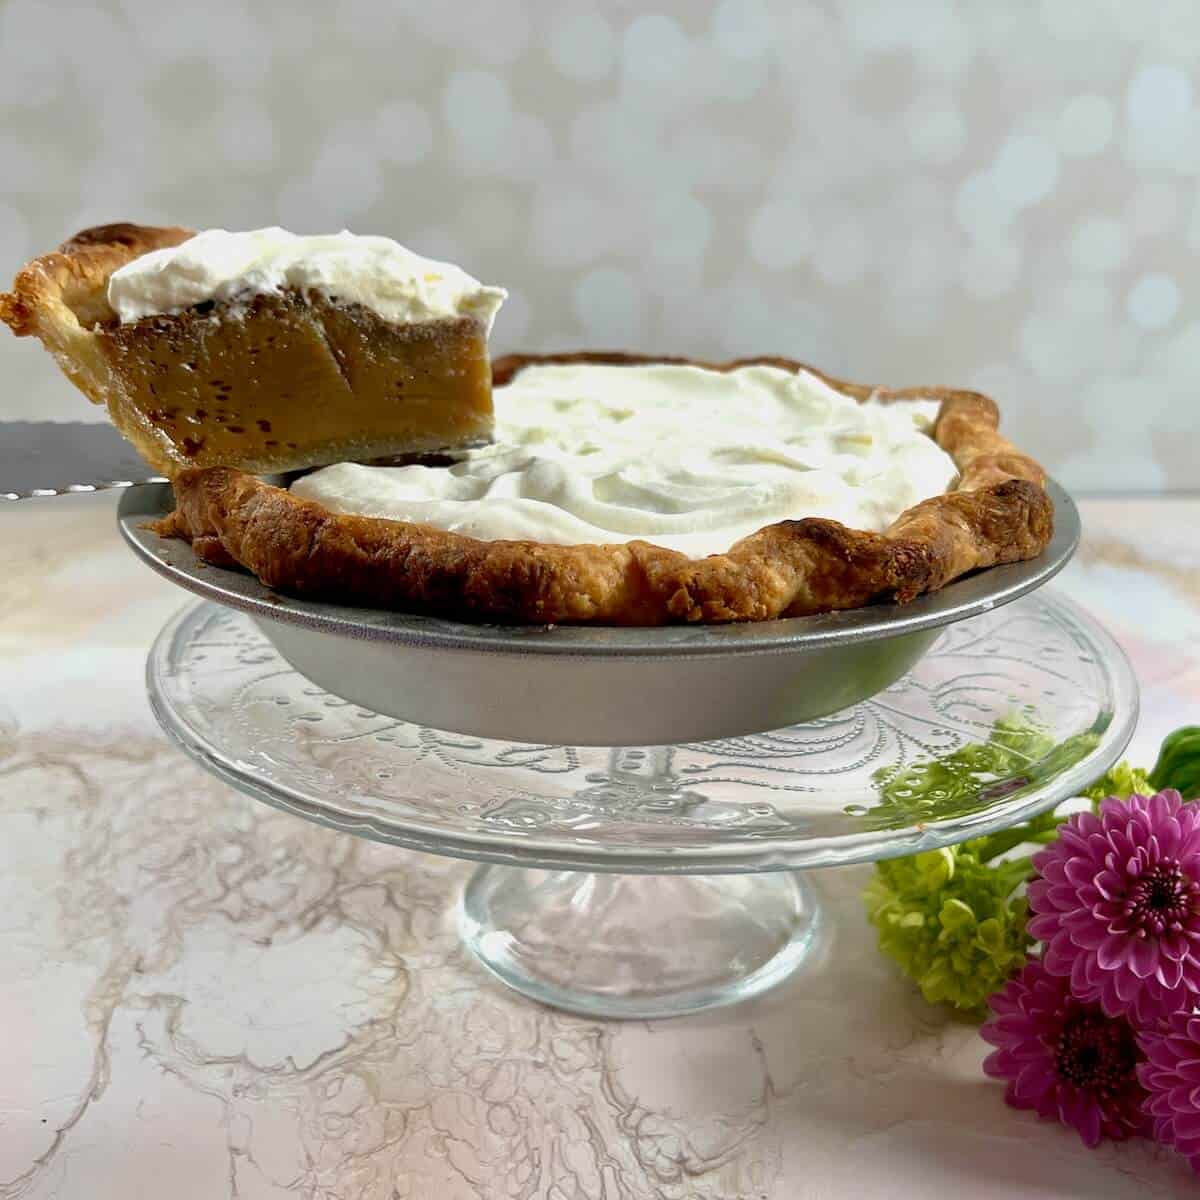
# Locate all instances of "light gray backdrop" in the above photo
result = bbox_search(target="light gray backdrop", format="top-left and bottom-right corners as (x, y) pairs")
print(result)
(2, 0), (1196, 490)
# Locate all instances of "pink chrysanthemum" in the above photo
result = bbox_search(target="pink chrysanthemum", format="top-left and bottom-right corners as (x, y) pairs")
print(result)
(1028, 790), (1200, 1025)
(982, 959), (1149, 1146)
(1138, 1011), (1200, 1172)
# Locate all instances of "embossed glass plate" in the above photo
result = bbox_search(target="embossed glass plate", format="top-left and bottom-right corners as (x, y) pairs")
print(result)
(147, 591), (1136, 873)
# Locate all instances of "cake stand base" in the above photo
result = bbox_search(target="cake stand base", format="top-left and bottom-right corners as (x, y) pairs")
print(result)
(458, 867), (820, 1019)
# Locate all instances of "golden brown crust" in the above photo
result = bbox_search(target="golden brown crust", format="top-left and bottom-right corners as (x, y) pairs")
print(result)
(159, 353), (1054, 625)
(1, 224), (198, 452)
(1, 223), (194, 335)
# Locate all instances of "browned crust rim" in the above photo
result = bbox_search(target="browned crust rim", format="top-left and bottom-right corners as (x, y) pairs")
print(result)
(158, 352), (1053, 625)
(0, 223), (195, 336)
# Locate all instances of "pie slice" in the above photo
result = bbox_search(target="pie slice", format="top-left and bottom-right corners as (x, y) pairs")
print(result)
(0, 224), (506, 475)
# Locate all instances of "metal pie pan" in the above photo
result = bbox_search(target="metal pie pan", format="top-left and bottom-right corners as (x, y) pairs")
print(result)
(120, 481), (1080, 745)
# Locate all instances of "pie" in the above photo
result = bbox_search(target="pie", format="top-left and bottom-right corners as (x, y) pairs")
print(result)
(156, 352), (1053, 625)
(3, 225), (1053, 626)
(0, 224), (505, 475)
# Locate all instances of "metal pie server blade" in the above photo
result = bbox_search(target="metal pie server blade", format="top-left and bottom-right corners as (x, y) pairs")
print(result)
(1, 421), (167, 500)
(0, 422), (487, 500)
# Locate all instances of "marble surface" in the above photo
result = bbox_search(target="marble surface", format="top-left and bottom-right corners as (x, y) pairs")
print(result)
(1, 492), (1198, 1198)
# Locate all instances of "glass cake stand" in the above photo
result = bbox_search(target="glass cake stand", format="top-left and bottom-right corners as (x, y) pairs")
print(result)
(145, 589), (1136, 1019)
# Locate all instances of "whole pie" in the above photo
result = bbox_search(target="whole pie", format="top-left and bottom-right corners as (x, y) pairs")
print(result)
(3, 225), (1053, 626)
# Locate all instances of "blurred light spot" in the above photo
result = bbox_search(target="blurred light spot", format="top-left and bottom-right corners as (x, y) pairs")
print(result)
(894, 175), (944, 221)
(400, 0), (530, 65)
(961, 238), (1022, 298)
(691, 40), (768, 101)
(710, 0), (773, 59)
(954, 172), (1015, 237)
(670, 128), (766, 193)
(888, 235), (952, 296)
(1130, 180), (1179, 236)
(812, 220), (869, 286)
(622, 13), (689, 86)
(570, 102), (658, 175)
(1068, 217), (1129, 273)
(885, 293), (944, 337)
(1127, 273), (1180, 328)
(1162, 321), (1200, 380)
(1040, 0), (1103, 41)
(1056, 94), (1113, 156)
(747, 202), (811, 269)
(547, 6), (615, 82)
(375, 100), (434, 165)
(991, 135), (1059, 209)
(574, 267), (645, 344)
(1060, 278), (1113, 317)
(1019, 310), (1089, 381)
(1126, 64), (1194, 166)
(955, 135), (1058, 237)
(531, 176), (622, 266)
(277, 127), (382, 228)
(457, 187), (520, 250)
(847, 0), (969, 76)
(508, 114), (555, 178)
(216, 101), (276, 169)
(906, 102), (966, 164)
(1128, 63), (1192, 129)
(443, 69), (512, 171)
(650, 192), (712, 267)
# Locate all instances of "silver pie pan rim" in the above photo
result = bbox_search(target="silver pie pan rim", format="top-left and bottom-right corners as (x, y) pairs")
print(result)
(118, 479), (1080, 660)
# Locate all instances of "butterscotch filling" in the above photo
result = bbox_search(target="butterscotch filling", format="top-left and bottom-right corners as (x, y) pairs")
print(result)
(95, 292), (493, 474)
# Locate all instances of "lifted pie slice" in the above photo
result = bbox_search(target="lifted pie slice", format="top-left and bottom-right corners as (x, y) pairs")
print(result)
(0, 225), (506, 475)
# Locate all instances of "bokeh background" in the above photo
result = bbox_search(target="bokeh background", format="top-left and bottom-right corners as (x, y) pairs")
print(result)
(1, 0), (1196, 491)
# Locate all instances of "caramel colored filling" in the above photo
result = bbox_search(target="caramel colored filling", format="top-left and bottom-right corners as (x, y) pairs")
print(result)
(94, 291), (493, 475)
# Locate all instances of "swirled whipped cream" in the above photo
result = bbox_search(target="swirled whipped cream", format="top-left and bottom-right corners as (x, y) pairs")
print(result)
(106, 227), (507, 330)
(290, 363), (958, 558)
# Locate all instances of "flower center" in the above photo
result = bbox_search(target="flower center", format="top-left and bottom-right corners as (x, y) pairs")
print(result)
(1123, 861), (1200, 935)
(1054, 1010), (1139, 1095)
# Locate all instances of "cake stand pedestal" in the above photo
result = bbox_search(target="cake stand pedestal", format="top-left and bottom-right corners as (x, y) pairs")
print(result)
(146, 591), (1135, 1019)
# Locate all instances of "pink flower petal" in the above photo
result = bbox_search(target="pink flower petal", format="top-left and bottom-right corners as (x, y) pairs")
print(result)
(1097, 936), (1133, 971)
(1065, 858), (1101, 889)
(1129, 937), (1161, 979)
(1158, 956), (1185, 990)
(1065, 917), (1107, 951)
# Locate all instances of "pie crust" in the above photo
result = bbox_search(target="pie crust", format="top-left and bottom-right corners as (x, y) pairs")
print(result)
(156, 352), (1054, 625)
(0, 224), (494, 475)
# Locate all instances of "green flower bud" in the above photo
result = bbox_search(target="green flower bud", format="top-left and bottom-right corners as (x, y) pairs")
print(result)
(865, 838), (1033, 1015)
(1082, 760), (1153, 807)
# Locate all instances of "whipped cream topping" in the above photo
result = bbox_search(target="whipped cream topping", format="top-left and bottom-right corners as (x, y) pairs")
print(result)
(106, 227), (507, 330)
(291, 363), (959, 558)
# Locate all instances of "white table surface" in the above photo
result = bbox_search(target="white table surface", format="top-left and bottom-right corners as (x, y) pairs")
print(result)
(2, 492), (1198, 1198)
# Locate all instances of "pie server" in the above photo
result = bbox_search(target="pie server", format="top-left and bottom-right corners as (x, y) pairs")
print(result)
(0, 421), (478, 500)
(0, 421), (166, 499)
